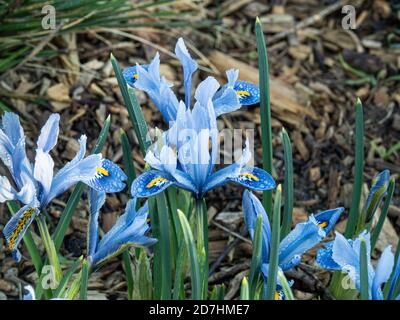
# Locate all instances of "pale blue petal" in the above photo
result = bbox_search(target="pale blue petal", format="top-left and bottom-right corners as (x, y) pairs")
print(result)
(36, 113), (60, 153)
(88, 189), (106, 257)
(242, 190), (271, 264)
(134, 53), (179, 122)
(175, 38), (198, 108)
(279, 216), (325, 267)
(372, 246), (394, 300)
(48, 154), (102, 204)
(2, 112), (24, 146)
(33, 149), (54, 203)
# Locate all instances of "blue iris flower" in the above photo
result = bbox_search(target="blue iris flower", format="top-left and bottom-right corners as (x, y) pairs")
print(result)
(316, 231), (400, 300)
(243, 190), (344, 277)
(87, 189), (157, 268)
(363, 169), (390, 221)
(0, 112), (127, 261)
(123, 38), (260, 122)
(130, 80), (275, 199)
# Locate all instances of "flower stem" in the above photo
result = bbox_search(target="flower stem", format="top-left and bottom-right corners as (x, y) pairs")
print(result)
(195, 198), (208, 299)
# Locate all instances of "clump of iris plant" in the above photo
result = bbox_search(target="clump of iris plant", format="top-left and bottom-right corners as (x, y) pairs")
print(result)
(130, 90), (275, 199)
(243, 190), (344, 298)
(317, 231), (400, 300)
(0, 112), (127, 261)
(123, 38), (260, 123)
(87, 189), (157, 268)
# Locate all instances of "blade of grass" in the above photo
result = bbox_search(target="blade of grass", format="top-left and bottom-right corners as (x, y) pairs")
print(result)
(79, 259), (89, 300)
(344, 98), (364, 238)
(248, 214), (263, 299)
(52, 115), (111, 251)
(172, 242), (187, 300)
(177, 209), (201, 300)
(359, 238), (369, 300)
(255, 17), (273, 217)
(266, 184), (282, 300)
(371, 178), (395, 250)
(280, 128), (293, 239)
(111, 54), (149, 155)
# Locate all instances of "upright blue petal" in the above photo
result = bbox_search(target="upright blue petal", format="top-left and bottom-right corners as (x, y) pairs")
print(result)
(88, 189), (106, 257)
(1, 112), (24, 146)
(242, 190), (271, 264)
(212, 69), (241, 116)
(175, 37), (198, 108)
(134, 53), (179, 123)
(33, 148), (54, 203)
(3, 203), (40, 262)
(314, 207), (344, 234)
(372, 246), (394, 300)
(89, 198), (157, 267)
(279, 215), (325, 270)
(234, 81), (260, 105)
(123, 64), (149, 87)
(36, 113), (60, 153)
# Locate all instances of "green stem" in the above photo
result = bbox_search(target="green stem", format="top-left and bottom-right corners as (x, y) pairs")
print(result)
(79, 259), (89, 300)
(195, 198), (208, 299)
(360, 239), (369, 300)
(36, 215), (62, 284)
(280, 128), (293, 239)
(266, 185), (281, 300)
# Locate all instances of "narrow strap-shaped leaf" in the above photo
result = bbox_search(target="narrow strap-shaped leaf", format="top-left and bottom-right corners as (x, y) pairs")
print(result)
(148, 197), (161, 299)
(248, 214), (263, 299)
(177, 209), (201, 300)
(266, 184), (282, 300)
(52, 115), (111, 251)
(156, 193), (172, 299)
(111, 54), (149, 155)
(172, 242), (187, 300)
(280, 128), (293, 239)
(240, 277), (250, 300)
(79, 259), (90, 300)
(120, 128), (136, 189)
(371, 178), (395, 250)
(255, 17), (273, 217)
(345, 98), (364, 238)
(53, 256), (83, 298)
(359, 238), (369, 300)
(277, 270), (294, 300)
(122, 251), (134, 300)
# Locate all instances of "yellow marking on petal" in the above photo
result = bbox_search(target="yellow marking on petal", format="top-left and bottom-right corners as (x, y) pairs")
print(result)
(240, 172), (260, 181)
(146, 177), (168, 189)
(319, 221), (328, 228)
(133, 74), (139, 79)
(8, 207), (36, 251)
(274, 291), (281, 300)
(96, 167), (109, 176)
(236, 90), (251, 97)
